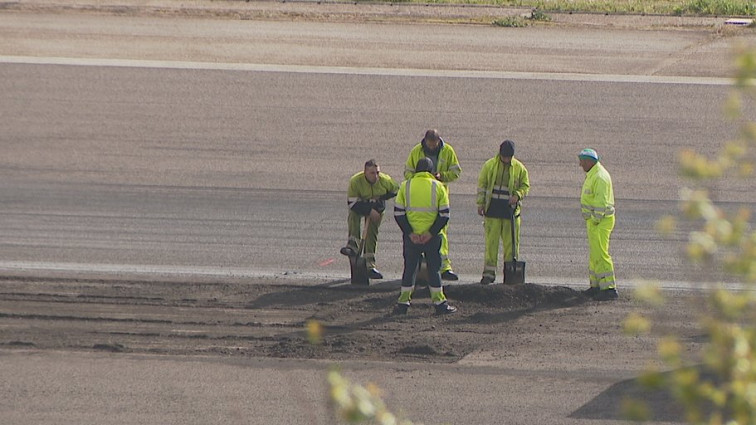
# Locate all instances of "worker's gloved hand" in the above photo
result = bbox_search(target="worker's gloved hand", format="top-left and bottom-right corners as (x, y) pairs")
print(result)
(371, 199), (386, 213)
(592, 217), (601, 225)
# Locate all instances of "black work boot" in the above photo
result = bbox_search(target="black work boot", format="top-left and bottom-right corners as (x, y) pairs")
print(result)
(441, 270), (459, 281)
(434, 301), (458, 315)
(340, 242), (358, 257)
(480, 275), (495, 285)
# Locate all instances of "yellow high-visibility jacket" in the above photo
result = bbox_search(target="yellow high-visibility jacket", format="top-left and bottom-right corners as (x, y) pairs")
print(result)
(394, 172), (450, 235)
(403, 140), (461, 186)
(477, 156), (530, 216)
(581, 162), (615, 223)
(347, 172), (399, 215)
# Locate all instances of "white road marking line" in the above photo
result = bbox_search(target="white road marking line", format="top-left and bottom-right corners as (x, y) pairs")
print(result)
(0, 55), (733, 85)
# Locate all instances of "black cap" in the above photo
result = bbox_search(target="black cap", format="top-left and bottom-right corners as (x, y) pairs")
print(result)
(499, 140), (515, 157)
(415, 157), (434, 173)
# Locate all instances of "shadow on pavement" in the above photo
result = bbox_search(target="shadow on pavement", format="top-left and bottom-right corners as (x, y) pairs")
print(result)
(571, 365), (723, 422)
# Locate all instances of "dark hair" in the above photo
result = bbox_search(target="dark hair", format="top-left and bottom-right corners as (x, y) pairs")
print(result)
(364, 159), (378, 168)
(424, 129), (440, 142)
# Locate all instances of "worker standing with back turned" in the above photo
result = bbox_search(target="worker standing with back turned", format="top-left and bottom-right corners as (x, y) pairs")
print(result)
(393, 158), (457, 315)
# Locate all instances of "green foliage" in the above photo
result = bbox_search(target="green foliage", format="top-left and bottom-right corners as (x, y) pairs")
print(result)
(530, 8), (552, 21)
(673, 0), (756, 16)
(327, 368), (417, 425)
(492, 16), (527, 27)
(626, 45), (756, 424)
(492, 9), (551, 27)
(353, 0), (756, 16)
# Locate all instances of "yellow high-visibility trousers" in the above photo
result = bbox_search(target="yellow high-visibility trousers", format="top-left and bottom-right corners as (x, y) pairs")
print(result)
(440, 224), (452, 273)
(347, 210), (382, 268)
(482, 216), (520, 279)
(586, 215), (615, 289)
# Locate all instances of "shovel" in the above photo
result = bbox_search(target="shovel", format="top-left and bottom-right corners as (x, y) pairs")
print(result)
(349, 217), (370, 285)
(503, 204), (526, 284)
(415, 253), (429, 287)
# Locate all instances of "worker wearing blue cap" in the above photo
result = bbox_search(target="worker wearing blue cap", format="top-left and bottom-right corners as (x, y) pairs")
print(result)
(579, 148), (617, 301)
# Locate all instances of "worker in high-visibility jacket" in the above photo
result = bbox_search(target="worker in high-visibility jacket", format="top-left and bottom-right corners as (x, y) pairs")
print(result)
(476, 140), (530, 285)
(340, 159), (399, 280)
(578, 148), (618, 301)
(403, 129), (462, 281)
(393, 157), (457, 315)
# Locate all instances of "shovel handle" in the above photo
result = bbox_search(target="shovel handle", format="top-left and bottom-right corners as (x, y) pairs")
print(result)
(510, 202), (520, 262)
(358, 216), (369, 257)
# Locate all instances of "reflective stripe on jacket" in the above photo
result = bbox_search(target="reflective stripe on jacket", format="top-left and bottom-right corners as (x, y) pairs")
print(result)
(394, 172), (450, 235)
(476, 156), (530, 215)
(581, 162), (615, 222)
(403, 140), (461, 185)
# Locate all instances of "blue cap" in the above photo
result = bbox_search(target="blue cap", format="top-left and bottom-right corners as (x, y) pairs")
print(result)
(578, 148), (599, 161)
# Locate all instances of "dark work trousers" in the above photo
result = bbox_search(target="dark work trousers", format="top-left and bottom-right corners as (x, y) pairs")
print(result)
(401, 233), (443, 290)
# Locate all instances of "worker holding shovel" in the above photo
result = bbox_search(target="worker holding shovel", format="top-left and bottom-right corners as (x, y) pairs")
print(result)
(340, 159), (399, 280)
(476, 140), (530, 285)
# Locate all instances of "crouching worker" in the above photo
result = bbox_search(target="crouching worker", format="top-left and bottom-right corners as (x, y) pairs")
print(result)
(393, 158), (457, 315)
(340, 159), (399, 280)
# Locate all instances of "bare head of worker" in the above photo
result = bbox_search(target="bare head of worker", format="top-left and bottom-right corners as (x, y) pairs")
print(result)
(423, 129), (441, 151)
(499, 140), (515, 165)
(578, 148), (599, 172)
(364, 159), (380, 184)
(415, 157), (434, 173)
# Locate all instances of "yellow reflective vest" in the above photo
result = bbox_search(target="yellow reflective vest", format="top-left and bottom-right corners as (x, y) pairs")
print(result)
(403, 140), (461, 186)
(581, 162), (615, 223)
(394, 172), (450, 235)
(477, 156), (530, 216)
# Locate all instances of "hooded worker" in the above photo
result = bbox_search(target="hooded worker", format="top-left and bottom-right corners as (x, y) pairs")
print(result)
(578, 148), (617, 301)
(403, 129), (462, 281)
(393, 157), (457, 315)
(476, 140), (530, 284)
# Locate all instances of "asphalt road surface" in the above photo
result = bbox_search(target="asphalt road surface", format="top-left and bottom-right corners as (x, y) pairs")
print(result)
(0, 2), (754, 424)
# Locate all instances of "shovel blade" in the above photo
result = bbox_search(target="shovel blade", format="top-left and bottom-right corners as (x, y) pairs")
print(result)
(415, 255), (430, 287)
(503, 260), (526, 285)
(350, 255), (369, 285)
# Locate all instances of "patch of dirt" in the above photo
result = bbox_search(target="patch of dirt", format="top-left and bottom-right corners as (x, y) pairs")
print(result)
(0, 275), (695, 364)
